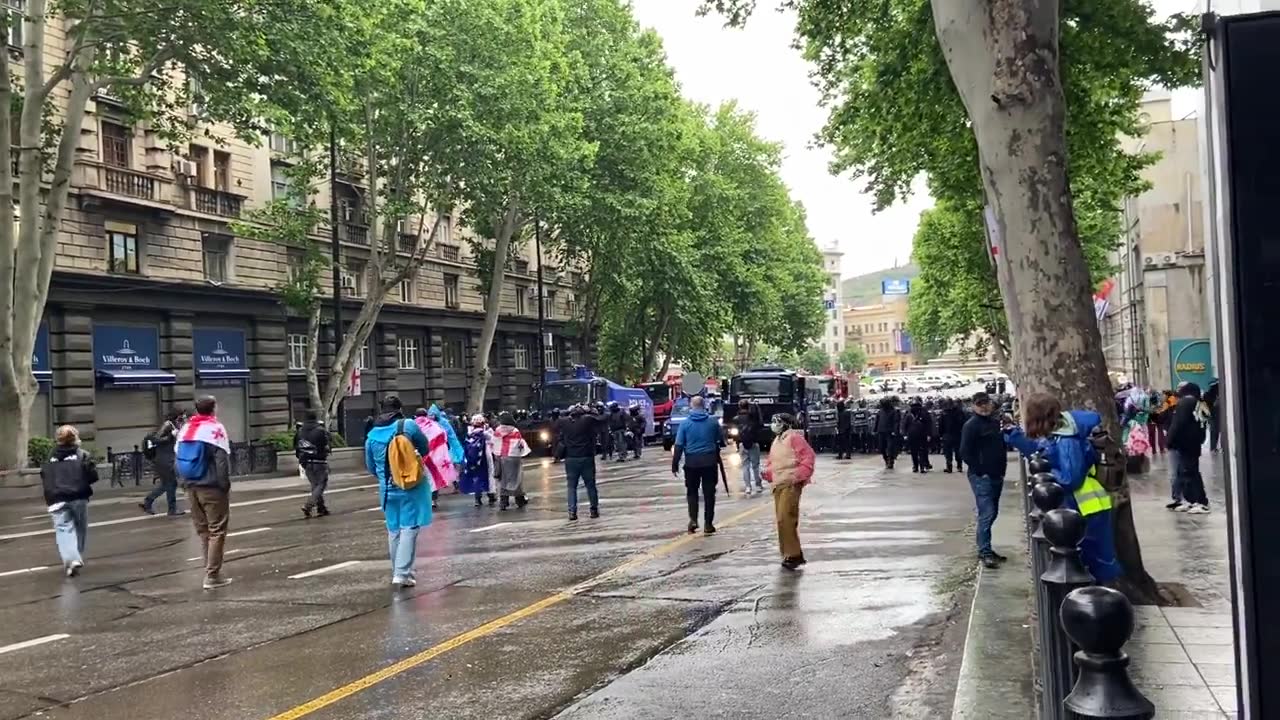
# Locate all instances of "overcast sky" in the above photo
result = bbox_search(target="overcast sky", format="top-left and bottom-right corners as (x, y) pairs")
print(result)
(630, 0), (1216, 280)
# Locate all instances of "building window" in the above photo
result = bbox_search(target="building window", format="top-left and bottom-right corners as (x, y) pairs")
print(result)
(270, 164), (290, 201)
(543, 290), (557, 319)
(213, 150), (231, 192)
(101, 121), (131, 168)
(515, 285), (528, 315)
(397, 338), (420, 370)
(440, 214), (453, 245)
(443, 273), (460, 309)
(107, 228), (139, 274)
(515, 259), (529, 274)
(443, 338), (464, 369)
(513, 342), (530, 370)
(544, 342), (559, 371)
(440, 244), (459, 262)
(287, 333), (308, 371)
(268, 131), (297, 155)
(341, 261), (364, 297)
(6, 0), (23, 48)
(566, 293), (578, 319)
(398, 274), (414, 303)
(359, 343), (370, 370)
(202, 233), (230, 282)
(189, 144), (210, 186)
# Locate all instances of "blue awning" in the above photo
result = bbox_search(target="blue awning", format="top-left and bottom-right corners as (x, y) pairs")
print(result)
(33, 370), (52, 384)
(96, 369), (176, 386)
(196, 368), (251, 380)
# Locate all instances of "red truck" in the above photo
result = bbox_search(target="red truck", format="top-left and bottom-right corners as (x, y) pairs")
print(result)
(638, 381), (677, 436)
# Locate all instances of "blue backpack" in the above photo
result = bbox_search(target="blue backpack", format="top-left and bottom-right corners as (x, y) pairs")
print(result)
(175, 441), (208, 480)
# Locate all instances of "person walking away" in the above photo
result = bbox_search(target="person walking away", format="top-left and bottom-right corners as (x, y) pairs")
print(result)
(607, 403), (628, 463)
(1166, 382), (1210, 514)
(672, 396), (723, 534)
(364, 395), (433, 587)
(1203, 380), (1222, 453)
(735, 400), (764, 496)
(461, 415), (497, 507)
(176, 396), (234, 590)
(294, 410), (333, 518)
(763, 413), (815, 570)
(835, 400), (852, 459)
(42, 425), (98, 577)
(413, 408), (457, 509)
(874, 397), (901, 469)
(902, 399), (933, 473)
(939, 399), (966, 474)
(626, 405), (645, 459)
(139, 408), (183, 516)
(428, 403), (465, 466)
(492, 412), (530, 510)
(1005, 393), (1123, 582)
(560, 404), (608, 520)
(959, 392), (1008, 569)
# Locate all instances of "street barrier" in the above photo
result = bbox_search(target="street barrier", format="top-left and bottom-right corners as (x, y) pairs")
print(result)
(108, 441), (279, 487)
(1022, 452), (1153, 719)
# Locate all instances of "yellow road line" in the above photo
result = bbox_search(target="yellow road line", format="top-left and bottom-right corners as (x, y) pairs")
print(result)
(266, 503), (772, 720)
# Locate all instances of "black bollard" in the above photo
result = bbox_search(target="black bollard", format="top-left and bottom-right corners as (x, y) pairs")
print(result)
(1060, 586), (1155, 719)
(1029, 472), (1065, 543)
(1041, 508), (1094, 587)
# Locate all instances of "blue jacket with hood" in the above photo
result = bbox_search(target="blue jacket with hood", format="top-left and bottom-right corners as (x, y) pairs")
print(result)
(1007, 410), (1122, 582)
(364, 411), (433, 531)
(428, 403), (464, 464)
(674, 409), (722, 469)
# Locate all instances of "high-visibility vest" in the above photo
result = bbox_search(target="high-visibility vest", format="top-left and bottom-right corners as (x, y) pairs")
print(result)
(1074, 465), (1114, 516)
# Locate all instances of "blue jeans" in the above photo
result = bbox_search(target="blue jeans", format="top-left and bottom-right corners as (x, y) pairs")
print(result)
(564, 456), (598, 514)
(388, 527), (420, 579)
(740, 445), (762, 491)
(51, 499), (88, 567)
(1168, 448), (1183, 502)
(967, 473), (1003, 557)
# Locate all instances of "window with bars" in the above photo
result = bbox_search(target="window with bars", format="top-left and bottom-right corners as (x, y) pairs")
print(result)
(287, 334), (308, 370)
(514, 259), (529, 274)
(397, 338), (420, 370)
(443, 273), (460, 309)
(440, 245), (459, 262)
(202, 233), (230, 282)
(544, 343), (559, 372)
(443, 338), (464, 370)
(101, 121), (131, 168)
(107, 229), (139, 274)
(513, 343), (530, 370)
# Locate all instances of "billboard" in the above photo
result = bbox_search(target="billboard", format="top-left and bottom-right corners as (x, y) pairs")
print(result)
(1169, 338), (1214, 391)
(881, 278), (910, 296)
(893, 329), (913, 354)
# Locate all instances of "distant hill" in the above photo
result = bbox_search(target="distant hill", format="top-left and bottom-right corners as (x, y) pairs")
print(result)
(841, 263), (920, 306)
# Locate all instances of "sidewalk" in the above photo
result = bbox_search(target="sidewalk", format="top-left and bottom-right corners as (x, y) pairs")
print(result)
(1126, 452), (1238, 718)
(950, 451), (1239, 718)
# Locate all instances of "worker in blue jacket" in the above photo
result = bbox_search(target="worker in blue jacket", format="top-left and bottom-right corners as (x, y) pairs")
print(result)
(1005, 392), (1122, 583)
(672, 396), (724, 535)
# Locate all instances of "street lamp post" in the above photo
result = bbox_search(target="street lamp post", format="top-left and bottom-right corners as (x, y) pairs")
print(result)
(535, 215), (548, 408)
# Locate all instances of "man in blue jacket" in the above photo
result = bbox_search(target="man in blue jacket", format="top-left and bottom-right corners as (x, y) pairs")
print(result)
(672, 396), (724, 535)
(364, 395), (432, 588)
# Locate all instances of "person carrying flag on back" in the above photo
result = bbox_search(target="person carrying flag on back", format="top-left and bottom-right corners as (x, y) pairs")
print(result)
(492, 412), (531, 510)
(414, 408), (458, 510)
(175, 396), (234, 590)
(364, 395), (432, 588)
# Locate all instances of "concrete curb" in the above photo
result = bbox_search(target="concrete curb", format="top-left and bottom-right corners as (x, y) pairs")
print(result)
(950, 474), (1037, 719)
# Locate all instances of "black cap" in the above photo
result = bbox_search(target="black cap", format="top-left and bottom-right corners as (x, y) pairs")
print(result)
(972, 391), (992, 405)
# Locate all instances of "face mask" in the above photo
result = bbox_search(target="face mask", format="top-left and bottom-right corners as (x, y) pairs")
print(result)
(770, 421), (785, 434)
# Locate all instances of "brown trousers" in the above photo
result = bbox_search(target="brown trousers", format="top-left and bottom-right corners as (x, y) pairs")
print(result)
(187, 486), (230, 578)
(773, 483), (804, 561)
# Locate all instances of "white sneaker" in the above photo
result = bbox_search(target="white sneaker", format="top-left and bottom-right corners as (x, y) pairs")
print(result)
(401, 576), (417, 587)
(391, 576), (407, 587)
(1187, 504), (1211, 515)
(202, 575), (232, 590)
(1175, 502), (1193, 512)
(66, 561), (82, 578)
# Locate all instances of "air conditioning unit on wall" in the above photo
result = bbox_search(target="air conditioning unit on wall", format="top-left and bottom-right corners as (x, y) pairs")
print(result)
(173, 159), (197, 178)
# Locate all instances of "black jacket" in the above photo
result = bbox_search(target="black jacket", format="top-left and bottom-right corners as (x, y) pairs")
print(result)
(608, 409), (626, 432)
(960, 413), (1007, 480)
(562, 413), (607, 458)
(41, 445), (98, 505)
(902, 408), (933, 441)
(736, 409), (761, 448)
(627, 412), (645, 435)
(939, 407), (967, 440)
(294, 420), (332, 463)
(1167, 394), (1205, 456)
(836, 406), (852, 432)
(874, 407), (901, 434)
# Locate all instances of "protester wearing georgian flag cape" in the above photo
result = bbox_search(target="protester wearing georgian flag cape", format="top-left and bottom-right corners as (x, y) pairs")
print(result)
(492, 412), (530, 510)
(175, 396), (235, 590)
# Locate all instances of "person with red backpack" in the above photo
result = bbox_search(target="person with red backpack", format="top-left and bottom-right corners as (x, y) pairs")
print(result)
(364, 395), (432, 588)
(175, 396), (234, 590)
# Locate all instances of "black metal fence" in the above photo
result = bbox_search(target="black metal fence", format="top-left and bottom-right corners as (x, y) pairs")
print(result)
(1022, 452), (1155, 719)
(108, 441), (280, 488)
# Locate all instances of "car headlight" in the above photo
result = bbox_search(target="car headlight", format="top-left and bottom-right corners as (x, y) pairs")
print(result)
(728, 427), (739, 438)
(539, 431), (550, 442)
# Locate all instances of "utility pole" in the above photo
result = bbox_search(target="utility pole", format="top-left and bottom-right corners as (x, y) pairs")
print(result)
(329, 121), (345, 437)
(535, 214), (548, 409)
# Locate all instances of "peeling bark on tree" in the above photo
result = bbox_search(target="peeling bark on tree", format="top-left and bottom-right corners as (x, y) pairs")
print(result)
(931, 0), (1160, 601)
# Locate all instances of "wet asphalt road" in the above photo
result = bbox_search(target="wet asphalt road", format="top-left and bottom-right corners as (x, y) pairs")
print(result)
(0, 448), (980, 720)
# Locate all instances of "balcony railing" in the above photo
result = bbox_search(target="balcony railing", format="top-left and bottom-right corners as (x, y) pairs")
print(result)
(190, 187), (244, 218)
(104, 166), (157, 201)
(339, 222), (368, 245)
